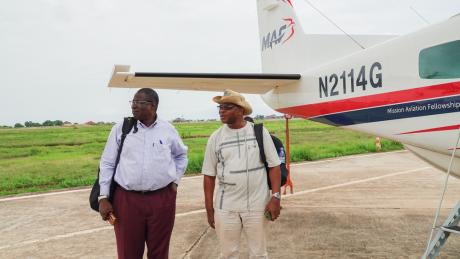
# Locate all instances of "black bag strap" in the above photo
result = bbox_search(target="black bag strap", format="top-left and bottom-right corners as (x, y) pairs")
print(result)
(254, 123), (267, 165)
(108, 117), (137, 198)
(113, 117), (137, 167)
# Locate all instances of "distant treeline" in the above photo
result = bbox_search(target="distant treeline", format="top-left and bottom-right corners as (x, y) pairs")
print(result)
(2, 114), (283, 128)
(0, 120), (116, 129)
(11, 120), (64, 128)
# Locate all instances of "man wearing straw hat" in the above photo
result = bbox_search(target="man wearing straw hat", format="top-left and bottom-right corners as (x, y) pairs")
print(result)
(202, 89), (281, 259)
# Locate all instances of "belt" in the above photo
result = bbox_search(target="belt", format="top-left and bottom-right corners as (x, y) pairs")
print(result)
(119, 183), (172, 195)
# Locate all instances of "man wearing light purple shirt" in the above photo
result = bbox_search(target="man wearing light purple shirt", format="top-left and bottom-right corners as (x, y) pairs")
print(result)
(98, 88), (188, 259)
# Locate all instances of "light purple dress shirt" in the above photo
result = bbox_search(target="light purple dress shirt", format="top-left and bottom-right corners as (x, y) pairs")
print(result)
(99, 118), (188, 197)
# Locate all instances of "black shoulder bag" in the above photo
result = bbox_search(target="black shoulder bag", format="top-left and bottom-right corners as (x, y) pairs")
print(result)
(89, 117), (137, 211)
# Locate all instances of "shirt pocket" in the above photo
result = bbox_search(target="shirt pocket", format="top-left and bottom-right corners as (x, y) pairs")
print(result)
(152, 139), (171, 160)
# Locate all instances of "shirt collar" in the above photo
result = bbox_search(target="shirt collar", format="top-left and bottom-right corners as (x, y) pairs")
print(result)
(137, 116), (160, 129)
(224, 121), (249, 132)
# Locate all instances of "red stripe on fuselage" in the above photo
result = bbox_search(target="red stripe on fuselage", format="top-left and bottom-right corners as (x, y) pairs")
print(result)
(399, 124), (460, 135)
(277, 81), (460, 118)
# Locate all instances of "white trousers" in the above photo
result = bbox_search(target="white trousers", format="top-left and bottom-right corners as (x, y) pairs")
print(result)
(214, 209), (268, 259)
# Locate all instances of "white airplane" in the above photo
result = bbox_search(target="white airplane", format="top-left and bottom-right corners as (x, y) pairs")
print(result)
(108, 0), (460, 177)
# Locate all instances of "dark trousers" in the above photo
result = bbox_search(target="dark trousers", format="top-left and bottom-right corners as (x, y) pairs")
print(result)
(113, 184), (176, 259)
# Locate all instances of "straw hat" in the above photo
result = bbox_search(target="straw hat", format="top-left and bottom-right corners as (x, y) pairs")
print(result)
(213, 89), (252, 115)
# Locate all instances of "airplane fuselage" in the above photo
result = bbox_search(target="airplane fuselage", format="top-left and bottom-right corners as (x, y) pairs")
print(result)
(262, 14), (460, 176)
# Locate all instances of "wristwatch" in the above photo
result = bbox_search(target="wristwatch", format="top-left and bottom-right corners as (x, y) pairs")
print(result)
(272, 192), (281, 200)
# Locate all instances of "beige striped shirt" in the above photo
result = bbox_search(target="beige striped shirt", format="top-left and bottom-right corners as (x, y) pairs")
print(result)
(202, 122), (280, 212)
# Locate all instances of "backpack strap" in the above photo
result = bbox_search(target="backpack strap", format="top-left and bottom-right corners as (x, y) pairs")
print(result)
(109, 117), (137, 200)
(114, 117), (137, 166)
(254, 123), (267, 165)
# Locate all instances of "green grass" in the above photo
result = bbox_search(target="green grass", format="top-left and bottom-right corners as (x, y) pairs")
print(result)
(0, 120), (403, 196)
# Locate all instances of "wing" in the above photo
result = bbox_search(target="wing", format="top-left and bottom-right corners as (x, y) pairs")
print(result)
(108, 65), (301, 94)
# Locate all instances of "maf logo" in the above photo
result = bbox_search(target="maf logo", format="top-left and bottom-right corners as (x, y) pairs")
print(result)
(261, 18), (295, 51)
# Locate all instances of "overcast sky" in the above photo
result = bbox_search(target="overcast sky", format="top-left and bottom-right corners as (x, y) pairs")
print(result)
(1, 0), (459, 126)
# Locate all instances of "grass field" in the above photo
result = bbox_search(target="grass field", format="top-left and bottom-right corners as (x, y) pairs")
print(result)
(0, 119), (403, 196)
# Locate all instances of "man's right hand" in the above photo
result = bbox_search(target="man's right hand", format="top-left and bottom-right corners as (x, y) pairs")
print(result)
(203, 175), (216, 229)
(206, 208), (215, 228)
(99, 198), (113, 221)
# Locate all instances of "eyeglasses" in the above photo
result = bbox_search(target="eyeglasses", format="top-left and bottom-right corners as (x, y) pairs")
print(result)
(129, 100), (153, 106)
(217, 104), (237, 110)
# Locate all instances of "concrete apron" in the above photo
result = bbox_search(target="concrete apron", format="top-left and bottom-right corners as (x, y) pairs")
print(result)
(1, 150), (460, 258)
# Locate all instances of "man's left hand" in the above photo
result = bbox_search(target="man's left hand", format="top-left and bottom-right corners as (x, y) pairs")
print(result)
(265, 197), (281, 221)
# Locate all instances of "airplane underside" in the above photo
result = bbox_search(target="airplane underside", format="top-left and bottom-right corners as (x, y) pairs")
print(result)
(271, 81), (460, 179)
(405, 144), (460, 178)
(343, 115), (460, 179)
(317, 116), (459, 178)
(285, 107), (460, 179)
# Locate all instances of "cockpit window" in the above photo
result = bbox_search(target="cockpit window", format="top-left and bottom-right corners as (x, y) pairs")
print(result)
(419, 40), (460, 79)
